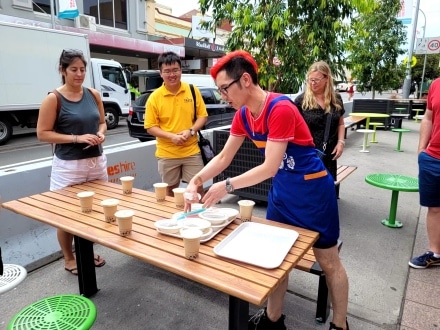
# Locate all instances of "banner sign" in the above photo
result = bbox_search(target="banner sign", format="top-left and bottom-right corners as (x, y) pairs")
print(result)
(191, 16), (215, 39)
(58, 0), (79, 19)
(397, 0), (413, 25)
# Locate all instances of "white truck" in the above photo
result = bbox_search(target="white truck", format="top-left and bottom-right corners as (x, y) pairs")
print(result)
(0, 21), (131, 145)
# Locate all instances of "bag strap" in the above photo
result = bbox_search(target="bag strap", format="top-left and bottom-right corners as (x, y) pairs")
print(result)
(189, 84), (205, 140)
(322, 112), (332, 152)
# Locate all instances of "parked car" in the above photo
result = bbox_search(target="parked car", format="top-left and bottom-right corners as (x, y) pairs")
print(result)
(127, 87), (236, 142)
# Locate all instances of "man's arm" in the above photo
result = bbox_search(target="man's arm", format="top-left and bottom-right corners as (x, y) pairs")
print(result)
(418, 108), (433, 153)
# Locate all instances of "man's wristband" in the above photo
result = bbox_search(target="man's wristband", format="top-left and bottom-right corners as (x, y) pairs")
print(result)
(194, 175), (203, 187)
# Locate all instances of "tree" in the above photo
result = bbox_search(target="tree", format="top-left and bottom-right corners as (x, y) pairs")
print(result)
(411, 53), (440, 91)
(345, 0), (407, 98)
(199, 0), (374, 93)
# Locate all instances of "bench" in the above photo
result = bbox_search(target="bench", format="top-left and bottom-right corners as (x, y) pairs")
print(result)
(294, 240), (343, 323)
(335, 165), (357, 198)
(344, 116), (366, 138)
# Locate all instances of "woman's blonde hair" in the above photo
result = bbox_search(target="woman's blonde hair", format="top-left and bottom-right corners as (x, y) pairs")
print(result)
(302, 61), (342, 113)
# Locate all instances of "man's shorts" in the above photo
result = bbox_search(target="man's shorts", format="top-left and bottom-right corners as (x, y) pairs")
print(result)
(50, 154), (108, 191)
(419, 151), (440, 207)
(157, 154), (204, 186)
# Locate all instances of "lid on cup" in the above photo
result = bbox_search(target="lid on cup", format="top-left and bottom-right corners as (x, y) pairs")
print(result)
(120, 176), (134, 181)
(100, 199), (119, 206)
(153, 182), (168, 188)
(114, 210), (134, 218)
(180, 228), (203, 239)
(238, 200), (255, 206)
(77, 191), (95, 198)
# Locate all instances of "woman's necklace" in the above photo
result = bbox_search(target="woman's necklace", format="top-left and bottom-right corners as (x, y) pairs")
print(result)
(250, 91), (269, 136)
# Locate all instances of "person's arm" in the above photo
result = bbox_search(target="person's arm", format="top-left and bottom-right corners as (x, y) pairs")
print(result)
(418, 108), (433, 153)
(91, 88), (106, 144)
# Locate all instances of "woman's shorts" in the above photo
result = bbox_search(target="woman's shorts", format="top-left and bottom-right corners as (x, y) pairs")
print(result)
(50, 154), (108, 191)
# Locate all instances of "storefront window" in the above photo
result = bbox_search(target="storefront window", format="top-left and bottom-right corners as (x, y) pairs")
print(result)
(33, 0), (52, 14)
(84, 0), (127, 30)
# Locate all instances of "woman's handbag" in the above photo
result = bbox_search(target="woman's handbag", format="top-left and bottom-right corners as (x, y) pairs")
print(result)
(189, 84), (216, 165)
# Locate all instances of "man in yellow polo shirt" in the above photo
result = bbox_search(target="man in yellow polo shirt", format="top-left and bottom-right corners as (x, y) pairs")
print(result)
(145, 52), (208, 197)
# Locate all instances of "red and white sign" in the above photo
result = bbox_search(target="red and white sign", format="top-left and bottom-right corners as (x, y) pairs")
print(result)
(415, 37), (440, 54)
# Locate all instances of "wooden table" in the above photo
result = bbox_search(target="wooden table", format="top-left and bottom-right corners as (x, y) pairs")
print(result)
(1, 180), (319, 330)
(365, 174), (419, 228)
(349, 112), (390, 130)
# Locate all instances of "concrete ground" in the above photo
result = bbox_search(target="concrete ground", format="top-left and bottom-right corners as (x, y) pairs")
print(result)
(1, 118), (440, 329)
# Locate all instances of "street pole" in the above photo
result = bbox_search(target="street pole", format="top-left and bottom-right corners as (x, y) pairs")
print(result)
(418, 9), (427, 98)
(402, 0), (421, 99)
(50, 0), (56, 29)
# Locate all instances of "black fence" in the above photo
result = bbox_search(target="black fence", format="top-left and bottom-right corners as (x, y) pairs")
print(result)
(213, 129), (270, 202)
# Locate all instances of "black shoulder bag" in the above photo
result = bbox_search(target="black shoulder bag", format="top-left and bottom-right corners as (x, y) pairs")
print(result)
(189, 84), (215, 165)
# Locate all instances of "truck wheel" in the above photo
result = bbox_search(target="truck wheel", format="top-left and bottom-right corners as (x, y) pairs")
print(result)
(0, 118), (13, 145)
(105, 107), (119, 129)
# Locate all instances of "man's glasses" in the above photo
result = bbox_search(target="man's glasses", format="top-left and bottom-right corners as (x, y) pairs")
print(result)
(307, 76), (327, 84)
(218, 76), (242, 95)
(161, 68), (181, 75)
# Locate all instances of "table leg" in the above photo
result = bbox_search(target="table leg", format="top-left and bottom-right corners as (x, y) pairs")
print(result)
(381, 190), (403, 228)
(395, 132), (404, 152)
(360, 132), (369, 153)
(229, 296), (249, 330)
(74, 236), (99, 297)
(414, 110), (421, 122)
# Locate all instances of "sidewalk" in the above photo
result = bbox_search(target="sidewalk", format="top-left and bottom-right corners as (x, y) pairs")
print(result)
(1, 119), (440, 329)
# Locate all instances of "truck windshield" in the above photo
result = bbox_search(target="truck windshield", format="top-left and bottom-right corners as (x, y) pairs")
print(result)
(102, 66), (127, 88)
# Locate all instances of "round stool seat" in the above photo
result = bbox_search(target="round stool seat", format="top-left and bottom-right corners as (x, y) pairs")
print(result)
(356, 129), (375, 134)
(0, 264), (27, 294)
(356, 129), (375, 153)
(391, 128), (411, 133)
(8, 294), (97, 330)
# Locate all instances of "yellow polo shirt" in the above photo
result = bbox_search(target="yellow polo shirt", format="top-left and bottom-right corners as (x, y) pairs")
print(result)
(145, 82), (208, 158)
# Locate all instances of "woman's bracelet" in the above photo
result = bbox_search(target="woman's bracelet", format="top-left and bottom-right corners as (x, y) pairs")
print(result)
(337, 139), (345, 145)
(71, 134), (77, 144)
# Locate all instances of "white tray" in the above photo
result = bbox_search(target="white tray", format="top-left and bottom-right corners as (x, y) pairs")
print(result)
(156, 216), (235, 243)
(213, 222), (299, 269)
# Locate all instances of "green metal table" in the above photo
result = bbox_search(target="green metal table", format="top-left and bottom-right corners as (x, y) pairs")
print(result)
(365, 173), (419, 228)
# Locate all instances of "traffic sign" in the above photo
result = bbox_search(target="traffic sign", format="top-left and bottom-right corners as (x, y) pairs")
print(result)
(415, 36), (440, 54)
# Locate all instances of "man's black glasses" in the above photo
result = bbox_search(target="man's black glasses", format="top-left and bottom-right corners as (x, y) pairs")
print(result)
(218, 76), (242, 95)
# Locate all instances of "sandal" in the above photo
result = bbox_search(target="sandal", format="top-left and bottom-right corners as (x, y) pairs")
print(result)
(94, 255), (106, 267)
(64, 267), (78, 276)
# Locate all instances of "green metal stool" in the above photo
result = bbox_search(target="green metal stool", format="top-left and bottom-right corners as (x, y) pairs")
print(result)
(8, 294), (97, 330)
(369, 122), (384, 143)
(392, 128), (411, 152)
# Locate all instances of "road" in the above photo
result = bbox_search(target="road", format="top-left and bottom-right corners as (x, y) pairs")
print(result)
(0, 120), (139, 168)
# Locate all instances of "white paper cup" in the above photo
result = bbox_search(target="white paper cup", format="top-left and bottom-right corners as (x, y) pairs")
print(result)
(100, 198), (119, 223)
(180, 228), (202, 260)
(120, 176), (135, 194)
(172, 187), (186, 208)
(77, 191), (95, 213)
(153, 182), (168, 202)
(238, 200), (255, 222)
(115, 209), (134, 236)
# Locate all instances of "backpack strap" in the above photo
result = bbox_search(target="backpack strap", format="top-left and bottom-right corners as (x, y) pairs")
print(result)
(189, 84), (197, 122)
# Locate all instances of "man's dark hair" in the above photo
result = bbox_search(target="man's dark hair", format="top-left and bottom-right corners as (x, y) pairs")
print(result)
(158, 52), (181, 71)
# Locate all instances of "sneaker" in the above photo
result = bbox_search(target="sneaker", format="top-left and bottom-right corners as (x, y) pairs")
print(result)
(409, 251), (440, 269)
(248, 308), (286, 330)
(329, 319), (349, 330)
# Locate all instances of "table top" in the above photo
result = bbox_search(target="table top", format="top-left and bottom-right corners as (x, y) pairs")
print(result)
(350, 113), (390, 118)
(1, 180), (319, 306)
(365, 173), (419, 192)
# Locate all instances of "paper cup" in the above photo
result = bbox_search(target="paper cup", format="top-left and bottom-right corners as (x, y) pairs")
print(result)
(153, 182), (168, 202)
(115, 209), (134, 236)
(100, 198), (119, 223)
(238, 200), (255, 222)
(172, 187), (186, 209)
(180, 228), (203, 260)
(120, 176), (135, 194)
(77, 191), (95, 213)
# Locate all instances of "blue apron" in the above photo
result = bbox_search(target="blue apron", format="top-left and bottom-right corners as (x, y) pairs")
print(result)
(240, 96), (339, 248)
